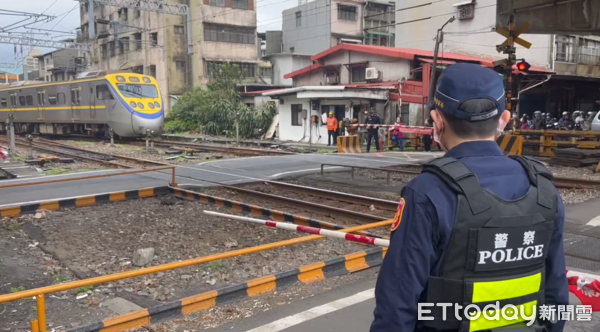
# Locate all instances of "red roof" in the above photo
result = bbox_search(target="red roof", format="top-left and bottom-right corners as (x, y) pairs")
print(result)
(345, 82), (399, 89)
(285, 44), (553, 79)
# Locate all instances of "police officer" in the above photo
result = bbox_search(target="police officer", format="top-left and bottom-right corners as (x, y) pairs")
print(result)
(365, 107), (381, 152)
(371, 63), (568, 332)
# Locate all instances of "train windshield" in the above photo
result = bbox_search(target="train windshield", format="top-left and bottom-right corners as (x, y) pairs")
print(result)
(116, 84), (158, 98)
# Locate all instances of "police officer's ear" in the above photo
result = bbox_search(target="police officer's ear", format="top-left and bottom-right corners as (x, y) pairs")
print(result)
(430, 109), (444, 130)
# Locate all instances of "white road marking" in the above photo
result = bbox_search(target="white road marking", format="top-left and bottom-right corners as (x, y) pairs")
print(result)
(586, 215), (600, 226)
(0, 169), (123, 184)
(246, 288), (374, 332)
(269, 166), (345, 178)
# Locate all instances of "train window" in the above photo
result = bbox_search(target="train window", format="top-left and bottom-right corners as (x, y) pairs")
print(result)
(70, 89), (80, 105)
(48, 95), (57, 105)
(0, 98), (6, 107)
(57, 93), (66, 105)
(96, 85), (114, 100)
(26, 95), (33, 106)
(129, 77), (140, 82)
(19, 96), (26, 106)
(116, 76), (126, 82)
(143, 77), (151, 83)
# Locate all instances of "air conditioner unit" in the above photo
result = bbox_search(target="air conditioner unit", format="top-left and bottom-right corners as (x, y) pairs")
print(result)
(365, 67), (380, 80)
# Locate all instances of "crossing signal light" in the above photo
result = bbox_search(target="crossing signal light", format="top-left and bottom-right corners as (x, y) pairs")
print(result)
(516, 61), (531, 72)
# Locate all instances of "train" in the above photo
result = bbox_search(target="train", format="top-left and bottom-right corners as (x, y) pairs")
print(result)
(0, 70), (164, 138)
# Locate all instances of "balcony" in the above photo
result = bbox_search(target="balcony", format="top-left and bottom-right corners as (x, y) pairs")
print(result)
(555, 47), (600, 78)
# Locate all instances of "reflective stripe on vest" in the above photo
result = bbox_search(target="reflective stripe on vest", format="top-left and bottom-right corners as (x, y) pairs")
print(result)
(466, 272), (542, 331)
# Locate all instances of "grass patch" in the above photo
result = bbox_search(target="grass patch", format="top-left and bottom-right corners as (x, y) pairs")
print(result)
(44, 168), (70, 176)
(316, 148), (335, 154)
(10, 286), (25, 293)
(10, 155), (26, 162)
(207, 261), (225, 270)
(53, 275), (69, 284)
(7, 222), (22, 231)
(77, 286), (94, 294)
(69, 141), (96, 146)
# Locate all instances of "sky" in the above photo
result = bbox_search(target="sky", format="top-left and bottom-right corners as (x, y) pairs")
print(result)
(0, 0), (296, 75)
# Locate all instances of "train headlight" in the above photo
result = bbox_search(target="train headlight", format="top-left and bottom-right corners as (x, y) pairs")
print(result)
(138, 102), (144, 109)
(148, 103), (155, 109)
(130, 101), (137, 108)
(154, 102), (160, 108)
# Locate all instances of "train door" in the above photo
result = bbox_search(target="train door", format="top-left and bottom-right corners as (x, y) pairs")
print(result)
(89, 83), (96, 120)
(70, 85), (81, 121)
(36, 89), (45, 120)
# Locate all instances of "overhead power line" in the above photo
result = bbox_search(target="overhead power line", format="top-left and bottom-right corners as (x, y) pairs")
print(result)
(0, 35), (91, 51)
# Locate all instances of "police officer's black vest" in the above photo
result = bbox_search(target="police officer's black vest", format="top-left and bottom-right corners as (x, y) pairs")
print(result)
(420, 156), (557, 332)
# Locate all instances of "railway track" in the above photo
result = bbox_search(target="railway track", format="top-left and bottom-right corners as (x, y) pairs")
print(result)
(210, 181), (397, 224)
(381, 165), (600, 190)
(151, 140), (294, 156)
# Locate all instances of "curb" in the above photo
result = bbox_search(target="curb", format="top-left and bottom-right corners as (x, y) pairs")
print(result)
(0, 186), (170, 218)
(169, 186), (384, 239)
(63, 247), (387, 332)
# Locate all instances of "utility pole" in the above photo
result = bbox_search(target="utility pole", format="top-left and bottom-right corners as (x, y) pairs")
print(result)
(427, 16), (455, 110)
(504, 15), (516, 116)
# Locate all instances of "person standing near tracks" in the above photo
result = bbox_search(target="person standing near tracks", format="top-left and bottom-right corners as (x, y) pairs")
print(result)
(365, 107), (381, 152)
(370, 63), (568, 332)
(327, 111), (338, 146)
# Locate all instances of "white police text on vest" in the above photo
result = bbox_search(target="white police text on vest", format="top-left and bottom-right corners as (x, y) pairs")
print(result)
(478, 245), (544, 264)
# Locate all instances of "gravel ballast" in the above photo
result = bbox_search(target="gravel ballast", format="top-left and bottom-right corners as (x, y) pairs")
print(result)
(1, 197), (383, 329)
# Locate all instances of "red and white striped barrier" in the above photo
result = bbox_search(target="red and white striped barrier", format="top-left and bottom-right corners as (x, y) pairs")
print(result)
(567, 270), (600, 311)
(347, 124), (433, 135)
(203, 211), (390, 247)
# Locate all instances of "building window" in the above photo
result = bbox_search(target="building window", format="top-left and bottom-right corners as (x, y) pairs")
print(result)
(456, 4), (475, 20)
(351, 66), (366, 82)
(119, 37), (130, 53)
(148, 65), (156, 78)
(174, 26), (184, 35)
(556, 35), (575, 63)
(338, 5), (357, 21)
(203, 24), (255, 44)
(259, 67), (272, 78)
(209, 0), (225, 7)
(150, 32), (158, 46)
(109, 41), (116, 57)
(176, 61), (186, 69)
(119, 8), (128, 21)
(101, 44), (107, 58)
(96, 84), (114, 100)
(134, 33), (142, 50)
(232, 0), (248, 9)
(291, 104), (302, 126)
(206, 61), (255, 78)
(134, 10), (140, 18)
(295, 11), (301, 27)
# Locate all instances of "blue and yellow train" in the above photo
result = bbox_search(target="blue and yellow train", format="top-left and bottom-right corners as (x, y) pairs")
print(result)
(0, 70), (164, 138)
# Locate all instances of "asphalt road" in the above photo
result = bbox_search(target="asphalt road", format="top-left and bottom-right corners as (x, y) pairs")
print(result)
(0, 151), (441, 207)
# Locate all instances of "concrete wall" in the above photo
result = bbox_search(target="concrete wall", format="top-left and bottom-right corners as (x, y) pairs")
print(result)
(269, 54), (312, 85)
(330, 0), (363, 37)
(191, 1), (258, 86)
(395, 0), (552, 68)
(266, 31), (283, 55)
(282, 0), (332, 55)
(277, 95), (318, 142)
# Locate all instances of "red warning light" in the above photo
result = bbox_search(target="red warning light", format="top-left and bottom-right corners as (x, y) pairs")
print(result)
(516, 61), (531, 72)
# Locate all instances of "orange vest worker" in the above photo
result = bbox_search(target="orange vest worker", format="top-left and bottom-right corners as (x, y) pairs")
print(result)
(327, 116), (338, 131)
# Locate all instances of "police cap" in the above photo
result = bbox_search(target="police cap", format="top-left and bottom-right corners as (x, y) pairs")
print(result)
(433, 63), (506, 122)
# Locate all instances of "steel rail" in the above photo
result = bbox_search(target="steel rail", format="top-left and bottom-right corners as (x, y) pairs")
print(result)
(152, 140), (294, 156)
(219, 185), (388, 224)
(263, 181), (399, 212)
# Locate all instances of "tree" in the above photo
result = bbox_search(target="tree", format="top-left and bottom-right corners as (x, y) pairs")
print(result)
(164, 64), (276, 138)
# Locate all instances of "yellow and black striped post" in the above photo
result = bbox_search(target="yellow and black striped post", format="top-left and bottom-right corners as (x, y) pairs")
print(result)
(337, 136), (363, 154)
(496, 135), (523, 156)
